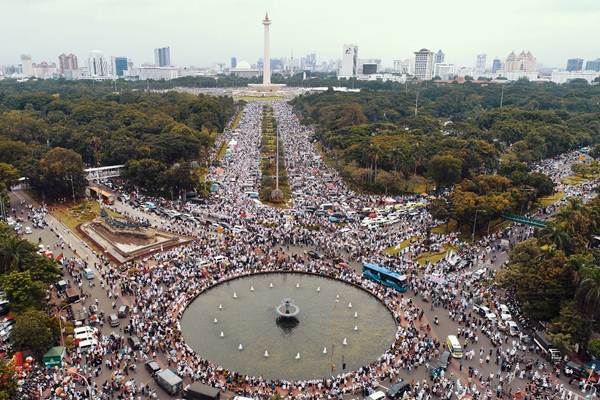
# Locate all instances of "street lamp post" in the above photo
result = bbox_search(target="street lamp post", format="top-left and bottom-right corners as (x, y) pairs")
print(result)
(67, 366), (92, 397)
(472, 209), (486, 243)
(53, 300), (79, 347)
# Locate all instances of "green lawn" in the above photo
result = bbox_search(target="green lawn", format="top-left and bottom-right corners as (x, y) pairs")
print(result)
(52, 200), (122, 234)
(231, 109), (243, 130)
(537, 191), (565, 207)
(259, 107), (291, 207)
(415, 244), (458, 266)
(431, 219), (459, 235)
(216, 142), (228, 161)
(384, 235), (422, 256)
(562, 175), (587, 185)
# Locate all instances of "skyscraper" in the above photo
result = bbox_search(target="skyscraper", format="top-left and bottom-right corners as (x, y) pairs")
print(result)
(340, 44), (358, 78)
(586, 59), (600, 71)
(154, 47), (171, 67)
(475, 54), (487, 74)
(231, 57), (237, 69)
(58, 53), (78, 74)
(492, 58), (502, 73)
(21, 54), (33, 76)
(504, 51), (536, 72)
(413, 49), (435, 80)
(88, 50), (109, 77)
(566, 58), (584, 71)
(112, 57), (128, 77)
(435, 50), (445, 64)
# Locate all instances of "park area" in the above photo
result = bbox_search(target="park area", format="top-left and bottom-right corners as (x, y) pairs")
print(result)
(259, 105), (291, 206)
(51, 200), (122, 235)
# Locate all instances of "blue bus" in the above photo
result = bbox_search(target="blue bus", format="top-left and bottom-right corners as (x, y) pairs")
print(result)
(362, 262), (408, 293)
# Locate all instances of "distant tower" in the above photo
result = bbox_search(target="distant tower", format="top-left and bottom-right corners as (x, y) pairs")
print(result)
(435, 50), (445, 64)
(492, 58), (502, 73)
(262, 13), (271, 85)
(21, 54), (33, 76)
(475, 54), (487, 74)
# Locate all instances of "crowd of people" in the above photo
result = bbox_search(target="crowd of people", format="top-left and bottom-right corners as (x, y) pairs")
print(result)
(10, 101), (599, 399)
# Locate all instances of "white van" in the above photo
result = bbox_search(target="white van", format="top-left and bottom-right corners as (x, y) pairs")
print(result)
(78, 338), (98, 353)
(367, 391), (387, 400)
(74, 326), (96, 340)
(446, 335), (463, 358)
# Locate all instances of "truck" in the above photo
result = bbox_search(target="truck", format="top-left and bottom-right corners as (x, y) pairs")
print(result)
(183, 382), (221, 400)
(154, 368), (183, 395)
(533, 331), (561, 363)
(65, 287), (80, 304)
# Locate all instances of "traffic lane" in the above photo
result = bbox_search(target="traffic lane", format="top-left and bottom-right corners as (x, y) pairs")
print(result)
(8, 192), (161, 393)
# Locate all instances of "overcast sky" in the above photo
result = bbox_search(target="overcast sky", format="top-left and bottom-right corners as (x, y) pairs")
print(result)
(2, 0), (599, 68)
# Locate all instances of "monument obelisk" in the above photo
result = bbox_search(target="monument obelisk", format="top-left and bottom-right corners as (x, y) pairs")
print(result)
(247, 12), (285, 93)
(262, 13), (271, 85)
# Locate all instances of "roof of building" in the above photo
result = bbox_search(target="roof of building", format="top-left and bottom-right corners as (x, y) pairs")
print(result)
(237, 60), (251, 69)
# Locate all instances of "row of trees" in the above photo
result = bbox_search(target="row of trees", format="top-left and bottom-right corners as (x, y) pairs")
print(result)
(0, 222), (63, 398)
(499, 196), (600, 356)
(291, 81), (600, 230)
(0, 80), (236, 201)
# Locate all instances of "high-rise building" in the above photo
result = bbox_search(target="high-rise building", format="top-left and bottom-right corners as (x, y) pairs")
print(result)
(21, 54), (33, 76)
(231, 57), (237, 69)
(88, 50), (109, 78)
(31, 61), (57, 78)
(393, 59), (411, 74)
(475, 54), (487, 74)
(112, 57), (128, 77)
(503, 51), (536, 72)
(435, 50), (445, 64)
(413, 48), (435, 80)
(154, 46), (171, 67)
(434, 63), (456, 80)
(339, 44), (358, 78)
(586, 59), (600, 71)
(58, 53), (78, 74)
(492, 58), (502, 73)
(566, 58), (584, 72)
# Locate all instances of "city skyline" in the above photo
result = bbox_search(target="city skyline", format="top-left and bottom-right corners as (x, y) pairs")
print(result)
(2, 0), (600, 68)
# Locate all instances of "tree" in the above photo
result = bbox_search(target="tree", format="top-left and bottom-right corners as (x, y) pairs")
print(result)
(428, 155), (462, 189)
(590, 145), (600, 160)
(0, 271), (47, 312)
(0, 163), (18, 189)
(122, 158), (167, 195)
(575, 266), (600, 321)
(547, 301), (590, 352)
(161, 163), (198, 200)
(0, 360), (16, 400)
(588, 338), (600, 359)
(10, 309), (59, 360)
(498, 239), (576, 321)
(33, 147), (86, 201)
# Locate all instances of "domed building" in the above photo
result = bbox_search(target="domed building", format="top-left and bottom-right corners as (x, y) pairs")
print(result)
(230, 60), (260, 78)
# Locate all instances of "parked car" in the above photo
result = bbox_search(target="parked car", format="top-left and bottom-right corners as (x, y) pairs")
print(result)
(145, 360), (161, 375)
(109, 314), (120, 327)
(83, 268), (94, 280)
(429, 350), (451, 378)
(387, 380), (412, 399)
(127, 335), (141, 350)
(0, 300), (9, 316)
(118, 305), (129, 318)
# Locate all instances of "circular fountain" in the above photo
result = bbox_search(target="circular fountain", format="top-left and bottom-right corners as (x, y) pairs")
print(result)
(180, 272), (397, 380)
